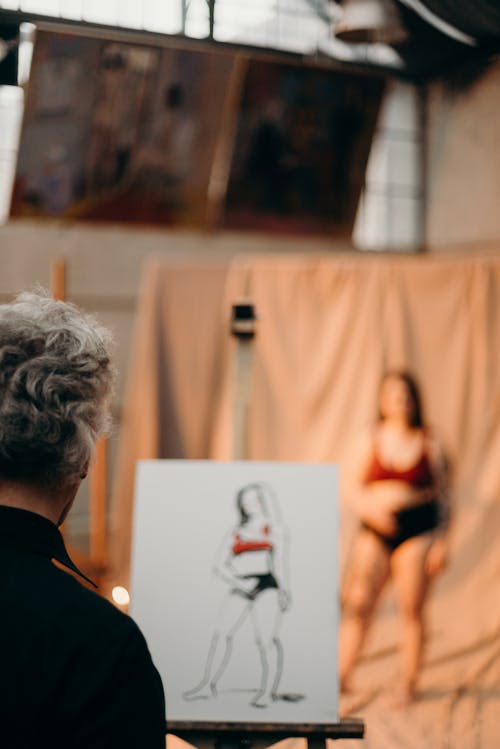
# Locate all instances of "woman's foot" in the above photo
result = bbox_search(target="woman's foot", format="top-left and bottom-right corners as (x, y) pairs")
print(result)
(251, 691), (271, 708)
(183, 682), (217, 700)
(340, 675), (353, 694)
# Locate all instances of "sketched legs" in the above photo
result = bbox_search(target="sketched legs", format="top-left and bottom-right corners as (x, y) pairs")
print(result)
(184, 589), (284, 707)
(250, 590), (283, 707)
(183, 594), (252, 700)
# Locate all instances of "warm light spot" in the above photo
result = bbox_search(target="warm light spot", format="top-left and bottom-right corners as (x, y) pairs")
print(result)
(112, 586), (130, 606)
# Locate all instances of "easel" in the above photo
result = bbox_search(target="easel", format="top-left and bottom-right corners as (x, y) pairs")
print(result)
(167, 720), (364, 748)
(167, 301), (364, 747)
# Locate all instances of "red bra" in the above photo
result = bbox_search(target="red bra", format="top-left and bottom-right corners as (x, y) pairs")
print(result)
(232, 525), (272, 555)
(364, 448), (434, 488)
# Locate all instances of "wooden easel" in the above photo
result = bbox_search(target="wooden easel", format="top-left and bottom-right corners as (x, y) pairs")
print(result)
(167, 301), (364, 747)
(167, 720), (364, 747)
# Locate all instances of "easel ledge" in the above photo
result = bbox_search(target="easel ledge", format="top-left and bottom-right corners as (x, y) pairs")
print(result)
(167, 719), (364, 742)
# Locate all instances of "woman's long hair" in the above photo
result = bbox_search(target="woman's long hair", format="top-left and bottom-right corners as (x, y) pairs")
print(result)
(378, 369), (424, 428)
(236, 483), (268, 525)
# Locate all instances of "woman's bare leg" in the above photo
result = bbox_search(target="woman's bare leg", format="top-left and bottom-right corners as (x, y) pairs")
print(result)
(390, 533), (434, 703)
(183, 593), (252, 699)
(339, 529), (391, 692)
(250, 589), (282, 707)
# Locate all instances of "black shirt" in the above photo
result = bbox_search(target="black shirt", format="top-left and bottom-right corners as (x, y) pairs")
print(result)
(0, 506), (166, 748)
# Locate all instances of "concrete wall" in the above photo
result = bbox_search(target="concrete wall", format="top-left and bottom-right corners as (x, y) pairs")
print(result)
(425, 57), (500, 251)
(0, 220), (349, 389)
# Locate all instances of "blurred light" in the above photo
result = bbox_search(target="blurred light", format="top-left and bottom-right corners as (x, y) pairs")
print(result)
(18, 22), (35, 85)
(112, 586), (130, 606)
(318, 34), (403, 68)
(335, 0), (408, 45)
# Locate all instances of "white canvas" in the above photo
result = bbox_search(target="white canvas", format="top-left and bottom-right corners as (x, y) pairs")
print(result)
(130, 460), (339, 723)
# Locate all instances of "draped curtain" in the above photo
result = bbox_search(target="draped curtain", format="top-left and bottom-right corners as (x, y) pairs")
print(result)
(111, 252), (500, 748)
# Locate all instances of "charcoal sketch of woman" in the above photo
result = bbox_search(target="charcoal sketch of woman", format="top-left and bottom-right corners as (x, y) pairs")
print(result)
(183, 482), (292, 708)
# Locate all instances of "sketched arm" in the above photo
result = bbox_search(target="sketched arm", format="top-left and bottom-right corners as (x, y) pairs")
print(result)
(270, 524), (291, 611)
(212, 530), (254, 594)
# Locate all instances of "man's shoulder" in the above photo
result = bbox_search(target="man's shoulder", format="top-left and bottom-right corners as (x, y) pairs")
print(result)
(49, 564), (140, 640)
(0, 555), (157, 696)
(2, 554), (141, 647)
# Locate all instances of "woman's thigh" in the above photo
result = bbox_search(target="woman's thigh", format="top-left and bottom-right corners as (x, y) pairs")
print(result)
(342, 529), (391, 616)
(390, 532), (434, 617)
(251, 589), (281, 641)
(217, 593), (253, 635)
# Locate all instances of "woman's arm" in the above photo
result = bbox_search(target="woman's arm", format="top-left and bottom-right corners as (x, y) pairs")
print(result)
(427, 431), (451, 532)
(212, 530), (256, 593)
(269, 524), (291, 611)
(425, 431), (451, 575)
(348, 428), (398, 536)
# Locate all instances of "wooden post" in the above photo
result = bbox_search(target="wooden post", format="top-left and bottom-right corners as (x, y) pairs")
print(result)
(50, 258), (67, 536)
(206, 55), (249, 229)
(50, 257), (108, 578)
(89, 437), (108, 570)
(307, 737), (327, 749)
(231, 301), (257, 460)
(50, 258), (66, 301)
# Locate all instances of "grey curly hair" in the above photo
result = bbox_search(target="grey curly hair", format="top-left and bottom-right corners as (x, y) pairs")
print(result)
(0, 290), (114, 490)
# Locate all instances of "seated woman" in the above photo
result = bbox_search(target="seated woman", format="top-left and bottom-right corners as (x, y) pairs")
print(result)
(339, 370), (450, 705)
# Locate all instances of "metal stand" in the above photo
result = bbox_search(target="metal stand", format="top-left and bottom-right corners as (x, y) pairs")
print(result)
(231, 300), (257, 460)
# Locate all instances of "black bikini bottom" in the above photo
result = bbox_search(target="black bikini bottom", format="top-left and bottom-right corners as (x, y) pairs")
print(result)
(362, 500), (440, 552)
(233, 573), (278, 601)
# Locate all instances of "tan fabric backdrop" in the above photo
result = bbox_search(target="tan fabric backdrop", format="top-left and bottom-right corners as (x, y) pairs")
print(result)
(111, 252), (500, 748)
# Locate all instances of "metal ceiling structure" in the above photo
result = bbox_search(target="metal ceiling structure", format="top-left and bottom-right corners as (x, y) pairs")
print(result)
(399, 0), (500, 43)
(330, 0), (500, 78)
(0, 0), (499, 81)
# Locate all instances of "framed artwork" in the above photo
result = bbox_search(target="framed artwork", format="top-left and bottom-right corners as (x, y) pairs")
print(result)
(130, 460), (339, 723)
(11, 28), (233, 225)
(224, 59), (383, 236)
(11, 27), (383, 236)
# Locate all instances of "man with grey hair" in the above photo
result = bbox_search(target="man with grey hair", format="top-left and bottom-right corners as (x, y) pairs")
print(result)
(0, 291), (165, 747)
